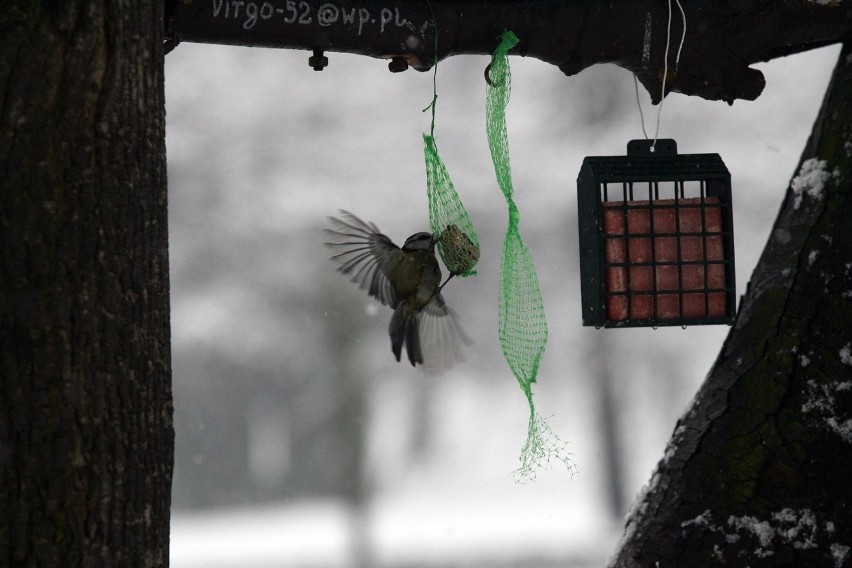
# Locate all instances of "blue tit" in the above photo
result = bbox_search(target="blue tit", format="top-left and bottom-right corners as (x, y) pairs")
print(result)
(325, 211), (467, 367)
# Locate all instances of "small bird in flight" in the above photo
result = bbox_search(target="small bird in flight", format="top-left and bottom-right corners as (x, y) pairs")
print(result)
(325, 211), (468, 367)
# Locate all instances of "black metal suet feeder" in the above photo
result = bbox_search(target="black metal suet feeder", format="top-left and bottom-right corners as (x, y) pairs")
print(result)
(577, 140), (736, 328)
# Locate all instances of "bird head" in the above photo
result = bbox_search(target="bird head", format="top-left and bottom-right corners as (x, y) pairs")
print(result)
(401, 232), (437, 253)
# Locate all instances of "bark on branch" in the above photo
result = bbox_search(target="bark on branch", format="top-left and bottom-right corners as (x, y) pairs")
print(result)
(167, 0), (852, 103)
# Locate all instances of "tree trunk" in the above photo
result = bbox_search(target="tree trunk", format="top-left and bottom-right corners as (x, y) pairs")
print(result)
(0, 2), (173, 566)
(611, 43), (852, 567)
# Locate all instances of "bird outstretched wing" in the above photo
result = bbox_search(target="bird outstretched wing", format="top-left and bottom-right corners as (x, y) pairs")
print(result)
(325, 210), (400, 308)
(418, 293), (472, 373)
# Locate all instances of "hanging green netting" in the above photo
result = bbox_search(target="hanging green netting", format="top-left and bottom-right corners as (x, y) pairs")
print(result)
(421, 5), (479, 278)
(487, 30), (573, 481)
(424, 134), (480, 276)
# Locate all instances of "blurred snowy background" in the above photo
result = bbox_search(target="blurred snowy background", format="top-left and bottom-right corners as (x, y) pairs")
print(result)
(164, 40), (841, 567)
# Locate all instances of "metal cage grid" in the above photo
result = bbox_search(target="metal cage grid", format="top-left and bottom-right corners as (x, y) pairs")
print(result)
(577, 140), (736, 328)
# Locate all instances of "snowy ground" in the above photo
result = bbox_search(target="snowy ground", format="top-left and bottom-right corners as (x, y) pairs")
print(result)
(172, 494), (619, 567)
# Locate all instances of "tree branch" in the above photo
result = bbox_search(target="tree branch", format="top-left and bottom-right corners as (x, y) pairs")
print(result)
(166, 0), (852, 103)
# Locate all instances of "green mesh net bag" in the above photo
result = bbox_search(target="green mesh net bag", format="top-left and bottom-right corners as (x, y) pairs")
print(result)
(424, 134), (480, 277)
(487, 30), (573, 481)
(421, 4), (480, 278)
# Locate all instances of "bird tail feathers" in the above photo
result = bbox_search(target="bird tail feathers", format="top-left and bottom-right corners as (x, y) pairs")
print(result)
(390, 305), (422, 367)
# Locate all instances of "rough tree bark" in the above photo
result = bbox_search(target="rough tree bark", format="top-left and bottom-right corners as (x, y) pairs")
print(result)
(167, 0), (852, 103)
(0, 2), (172, 566)
(612, 44), (852, 567)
